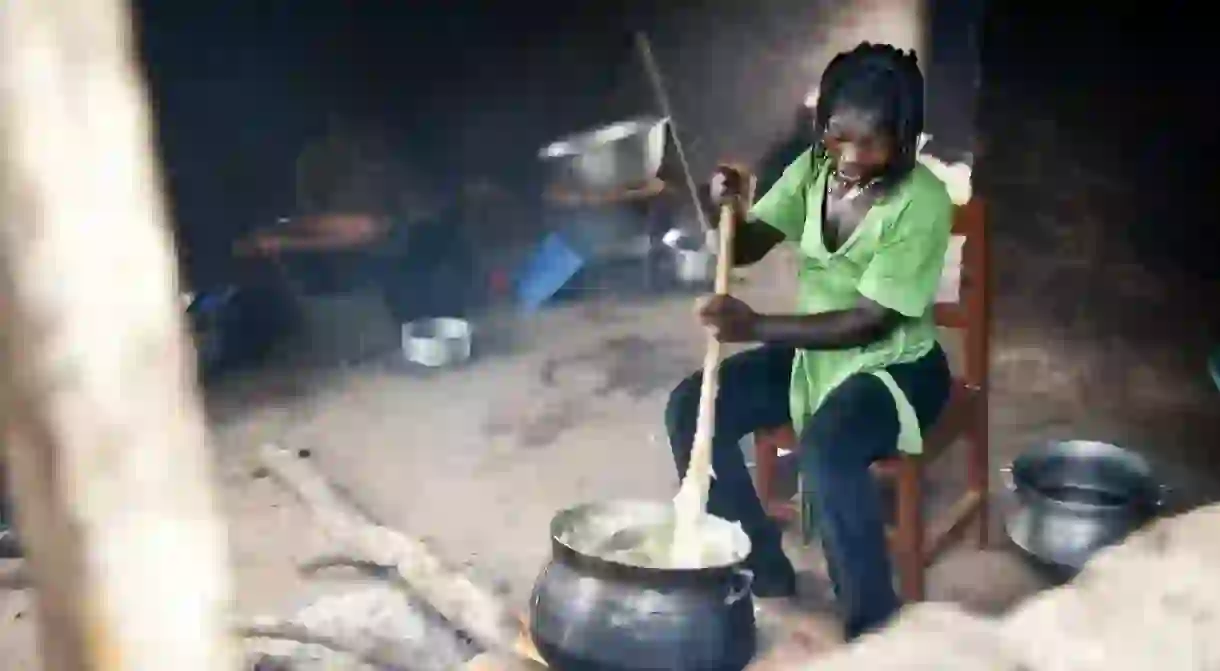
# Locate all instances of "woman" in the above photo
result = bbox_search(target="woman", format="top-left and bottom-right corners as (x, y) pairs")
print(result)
(237, 206), (480, 325)
(238, 122), (481, 324)
(664, 43), (953, 639)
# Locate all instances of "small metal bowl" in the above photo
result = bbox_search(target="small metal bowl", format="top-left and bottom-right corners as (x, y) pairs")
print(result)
(662, 227), (716, 285)
(401, 317), (472, 368)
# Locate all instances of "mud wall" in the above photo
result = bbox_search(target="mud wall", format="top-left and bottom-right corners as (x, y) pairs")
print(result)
(976, 5), (1220, 481)
(144, 1), (1220, 480)
(398, 0), (979, 185)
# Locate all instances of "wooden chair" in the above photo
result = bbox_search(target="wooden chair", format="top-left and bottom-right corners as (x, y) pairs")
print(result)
(752, 198), (989, 602)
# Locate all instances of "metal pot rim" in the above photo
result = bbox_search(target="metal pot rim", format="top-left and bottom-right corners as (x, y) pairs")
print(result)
(1008, 440), (1162, 513)
(402, 316), (471, 341)
(549, 499), (750, 577)
(539, 116), (668, 160)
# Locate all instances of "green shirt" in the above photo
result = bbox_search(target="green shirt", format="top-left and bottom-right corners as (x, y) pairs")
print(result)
(749, 150), (952, 451)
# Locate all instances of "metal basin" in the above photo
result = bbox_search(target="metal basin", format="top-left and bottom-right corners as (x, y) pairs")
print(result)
(401, 317), (472, 368)
(539, 117), (667, 193)
(662, 228), (716, 286)
(1003, 440), (1165, 574)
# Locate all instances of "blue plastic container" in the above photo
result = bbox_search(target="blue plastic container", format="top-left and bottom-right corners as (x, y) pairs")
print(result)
(515, 232), (587, 311)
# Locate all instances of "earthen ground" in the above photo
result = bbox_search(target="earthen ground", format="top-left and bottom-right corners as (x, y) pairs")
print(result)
(0, 249), (1215, 668)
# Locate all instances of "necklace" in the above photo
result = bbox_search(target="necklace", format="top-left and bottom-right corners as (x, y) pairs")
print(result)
(830, 173), (881, 202)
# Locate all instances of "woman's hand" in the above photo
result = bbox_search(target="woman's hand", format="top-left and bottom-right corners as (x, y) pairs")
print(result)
(696, 294), (759, 343)
(707, 165), (750, 211)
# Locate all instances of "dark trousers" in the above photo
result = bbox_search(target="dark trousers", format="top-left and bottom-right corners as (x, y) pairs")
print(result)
(377, 218), (481, 323)
(378, 253), (478, 323)
(665, 344), (950, 638)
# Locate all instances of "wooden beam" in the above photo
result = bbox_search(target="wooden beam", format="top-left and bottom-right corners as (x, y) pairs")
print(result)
(0, 0), (237, 669)
(925, 490), (985, 562)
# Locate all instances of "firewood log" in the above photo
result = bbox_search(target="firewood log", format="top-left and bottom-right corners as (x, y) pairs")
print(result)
(257, 444), (519, 655)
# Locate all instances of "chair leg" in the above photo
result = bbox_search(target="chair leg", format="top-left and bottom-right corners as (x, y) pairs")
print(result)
(894, 459), (925, 602)
(967, 401), (990, 548)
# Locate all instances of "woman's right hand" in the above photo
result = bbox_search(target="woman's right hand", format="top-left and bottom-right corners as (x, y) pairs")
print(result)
(708, 165), (749, 210)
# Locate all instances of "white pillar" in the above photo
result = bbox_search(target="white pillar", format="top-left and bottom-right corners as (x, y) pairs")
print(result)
(0, 0), (237, 669)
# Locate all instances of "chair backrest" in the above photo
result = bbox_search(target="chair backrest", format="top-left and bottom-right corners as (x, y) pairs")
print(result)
(934, 199), (989, 390)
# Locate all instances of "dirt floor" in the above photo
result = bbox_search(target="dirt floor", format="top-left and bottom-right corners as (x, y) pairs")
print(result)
(0, 249), (1216, 668)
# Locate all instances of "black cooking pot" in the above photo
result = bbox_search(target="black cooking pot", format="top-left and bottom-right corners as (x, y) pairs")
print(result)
(529, 500), (756, 671)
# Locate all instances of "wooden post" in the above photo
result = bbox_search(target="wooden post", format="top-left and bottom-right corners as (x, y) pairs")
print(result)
(0, 0), (237, 669)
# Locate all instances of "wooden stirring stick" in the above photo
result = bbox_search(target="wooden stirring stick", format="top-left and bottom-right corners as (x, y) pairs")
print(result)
(672, 176), (751, 565)
(636, 30), (760, 564)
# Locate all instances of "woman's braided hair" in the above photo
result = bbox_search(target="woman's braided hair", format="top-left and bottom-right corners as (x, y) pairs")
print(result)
(812, 42), (925, 181)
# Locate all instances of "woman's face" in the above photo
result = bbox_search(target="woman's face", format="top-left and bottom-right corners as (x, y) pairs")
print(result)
(820, 106), (896, 184)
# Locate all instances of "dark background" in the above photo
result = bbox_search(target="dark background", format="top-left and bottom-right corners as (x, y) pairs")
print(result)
(136, 1), (1216, 284)
(136, 0), (988, 286)
(136, 1), (1220, 475)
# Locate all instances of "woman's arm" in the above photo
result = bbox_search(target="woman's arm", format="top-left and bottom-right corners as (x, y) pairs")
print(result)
(711, 154), (809, 266)
(699, 294), (903, 348)
(720, 204), (787, 266)
(753, 298), (905, 350)
(235, 214), (389, 256)
(263, 229), (371, 253)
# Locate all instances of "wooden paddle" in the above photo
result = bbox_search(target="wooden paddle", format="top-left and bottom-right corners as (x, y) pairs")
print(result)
(672, 168), (755, 565)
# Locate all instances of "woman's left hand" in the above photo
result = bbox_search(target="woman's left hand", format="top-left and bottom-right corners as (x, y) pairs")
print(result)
(696, 294), (759, 343)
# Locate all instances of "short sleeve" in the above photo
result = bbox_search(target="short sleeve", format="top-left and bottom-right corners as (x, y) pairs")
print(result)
(748, 149), (815, 240)
(857, 178), (953, 318)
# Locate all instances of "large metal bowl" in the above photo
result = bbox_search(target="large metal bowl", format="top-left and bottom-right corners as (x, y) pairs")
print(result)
(539, 116), (667, 193)
(1003, 440), (1165, 574)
